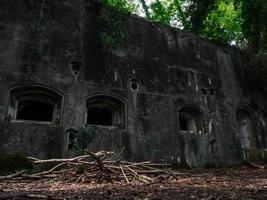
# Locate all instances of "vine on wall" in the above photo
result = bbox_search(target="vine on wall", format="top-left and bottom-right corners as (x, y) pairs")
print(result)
(21, 26), (41, 77)
(100, 0), (134, 54)
(68, 127), (96, 156)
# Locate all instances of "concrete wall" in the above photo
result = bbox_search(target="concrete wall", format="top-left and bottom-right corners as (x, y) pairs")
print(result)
(0, 122), (65, 159)
(0, 0), (267, 166)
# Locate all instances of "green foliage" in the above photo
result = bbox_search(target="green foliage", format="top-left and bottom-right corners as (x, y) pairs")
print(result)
(148, 0), (188, 27)
(124, 0), (267, 52)
(103, 0), (135, 12)
(0, 152), (32, 175)
(182, 0), (217, 33)
(235, 0), (267, 52)
(100, 0), (134, 52)
(68, 127), (96, 156)
(150, 0), (173, 25)
(146, 0), (217, 32)
(201, 0), (244, 47)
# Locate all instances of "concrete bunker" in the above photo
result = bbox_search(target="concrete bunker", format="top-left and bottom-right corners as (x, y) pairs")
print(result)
(6, 85), (62, 124)
(178, 107), (205, 134)
(86, 95), (126, 128)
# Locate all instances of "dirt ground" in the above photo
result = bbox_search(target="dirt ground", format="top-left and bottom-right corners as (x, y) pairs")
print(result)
(0, 166), (267, 200)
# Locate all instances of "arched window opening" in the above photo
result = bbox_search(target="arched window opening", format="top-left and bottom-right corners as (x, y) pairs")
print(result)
(86, 95), (125, 128)
(178, 107), (205, 134)
(236, 108), (259, 149)
(7, 86), (62, 123)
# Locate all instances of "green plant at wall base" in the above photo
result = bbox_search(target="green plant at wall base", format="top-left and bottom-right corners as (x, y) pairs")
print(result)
(100, 0), (134, 53)
(68, 127), (96, 156)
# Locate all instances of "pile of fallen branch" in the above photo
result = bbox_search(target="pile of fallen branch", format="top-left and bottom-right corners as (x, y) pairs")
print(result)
(0, 151), (182, 184)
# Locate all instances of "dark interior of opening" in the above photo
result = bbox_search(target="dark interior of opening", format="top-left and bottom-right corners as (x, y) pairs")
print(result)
(210, 88), (214, 96)
(131, 82), (138, 90)
(210, 140), (217, 155)
(201, 88), (207, 95)
(16, 100), (54, 121)
(87, 107), (113, 126)
(179, 116), (188, 131)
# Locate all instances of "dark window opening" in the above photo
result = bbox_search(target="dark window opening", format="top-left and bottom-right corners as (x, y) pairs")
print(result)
(71, 61), (82, 75)
(201, 88), (207, 95)
(179, 116), (188, 131)
(17, 100), (53, 121)
(131, 82), (138, 90)
(87, 107), (113, 126)
(178, 107), (205, 134)
(71, 61), (81, 71)
(7, 86), (62, 123)
(86, 95), (125, 128)
(210, 139), (217, 155)
(130, 79), (139, 91)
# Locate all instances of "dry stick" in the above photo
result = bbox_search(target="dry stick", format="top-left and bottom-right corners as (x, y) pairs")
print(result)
(115, 147), (125, 161)
(122, 161), (152, 168)
(131, 175), (136, 183)
(249, 162), (265, 170)
(28, 155), (92, 164)
(52, 168), (74, 174)
(120, 164), (130, 184)
(127, 167), (154, 183)
(32, 162), (66, 176)
(117, 161), (172, 167)
(124, 166), (147, 183)
(0, 170), (26, 180)
(77, 160), (95, 165)
(216, 195), (223, 200)
(28, 151), (114, 164)
(125, 166), (153, 182)
(27, 157), (39, 161)
(105, 165), (121, 170)
(141, 165), (172, 174)
(76, 173), (86, 183)
(125, 166), (138, 176)
(120, 161), (151, 166)
(87, 151), (105, 170)
(94, 151), (114, 156)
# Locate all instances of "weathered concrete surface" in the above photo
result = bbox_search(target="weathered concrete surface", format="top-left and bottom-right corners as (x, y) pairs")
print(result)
(0, 0), (266, 166)
(0, 122), (65, 159)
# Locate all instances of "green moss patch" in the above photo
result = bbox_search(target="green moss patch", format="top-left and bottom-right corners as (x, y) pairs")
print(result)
(0, 152), (32, 175)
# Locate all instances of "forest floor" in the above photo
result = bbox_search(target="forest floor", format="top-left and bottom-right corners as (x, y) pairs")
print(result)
(0, 166), (267, 200)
